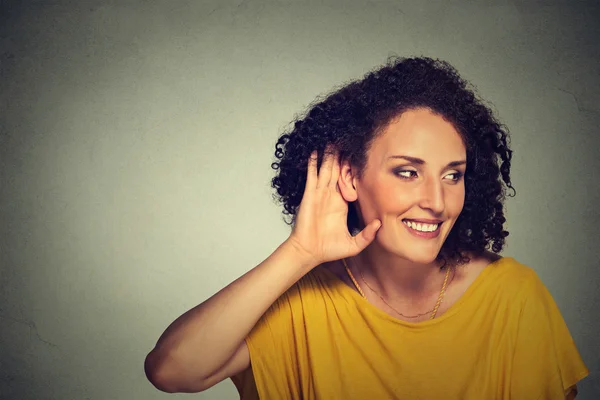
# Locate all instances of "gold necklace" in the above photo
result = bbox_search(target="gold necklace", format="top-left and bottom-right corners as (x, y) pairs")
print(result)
(341, 258), (452, 320)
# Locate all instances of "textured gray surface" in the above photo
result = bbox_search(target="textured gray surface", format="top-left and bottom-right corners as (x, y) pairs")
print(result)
(1, 1), (598, 399)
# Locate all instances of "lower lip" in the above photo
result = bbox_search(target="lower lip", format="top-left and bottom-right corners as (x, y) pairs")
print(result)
(402, 221), (441, 239)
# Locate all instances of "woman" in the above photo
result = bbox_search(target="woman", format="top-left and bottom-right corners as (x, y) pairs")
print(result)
(144, 57), (589, 399)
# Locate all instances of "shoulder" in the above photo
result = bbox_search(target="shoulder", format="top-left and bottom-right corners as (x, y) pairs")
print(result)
(493, 256), (547, 296)
(485, 256), (566, 321)
(317, 259), (345, 278)
(447, 252), (545, 309)
(473, 252), (539, 287)
(281, 262), (347, 302)
(444, 251), (536, 291)
(316, 259), (360, 293)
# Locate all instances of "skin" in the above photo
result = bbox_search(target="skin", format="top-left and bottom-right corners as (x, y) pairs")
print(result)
(325, 107), (580, 397)
(328, 107), (492, 319)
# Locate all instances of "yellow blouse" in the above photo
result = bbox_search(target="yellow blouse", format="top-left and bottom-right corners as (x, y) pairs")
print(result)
(231, 257), (588, 399)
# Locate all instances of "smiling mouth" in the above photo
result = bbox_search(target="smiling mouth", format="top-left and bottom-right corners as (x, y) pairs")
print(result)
(402, 219), (442, 233)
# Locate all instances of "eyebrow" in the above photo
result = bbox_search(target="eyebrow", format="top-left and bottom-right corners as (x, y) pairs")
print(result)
(387, 155), (467, 168)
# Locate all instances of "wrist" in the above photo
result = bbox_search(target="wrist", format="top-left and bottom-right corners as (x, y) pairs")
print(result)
(282, 237), (319, 272)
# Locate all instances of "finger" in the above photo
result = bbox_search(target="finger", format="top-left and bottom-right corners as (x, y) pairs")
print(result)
(317, 145), (335, 189)
(306, 150), (318, 191)
(351, 219), (381, 254)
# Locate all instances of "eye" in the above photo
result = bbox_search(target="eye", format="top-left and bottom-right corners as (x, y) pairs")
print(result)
(394, 169), (418, 179)
(445, 172), (464, 182)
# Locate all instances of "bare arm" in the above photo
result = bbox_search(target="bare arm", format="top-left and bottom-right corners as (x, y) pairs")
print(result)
(144, 239), (316, 393)
(144, 146), (381, 393)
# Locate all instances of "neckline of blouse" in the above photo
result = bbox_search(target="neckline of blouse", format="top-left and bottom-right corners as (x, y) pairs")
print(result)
(317, 256), (511, 328)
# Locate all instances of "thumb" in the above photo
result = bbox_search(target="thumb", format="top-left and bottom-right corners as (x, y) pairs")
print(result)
(351, 219), (381, 254)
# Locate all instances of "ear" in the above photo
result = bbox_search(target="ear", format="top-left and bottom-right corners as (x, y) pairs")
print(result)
(338, 158), (359, 202)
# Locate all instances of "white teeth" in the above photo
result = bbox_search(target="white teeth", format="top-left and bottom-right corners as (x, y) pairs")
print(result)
(403, 220), (439, 232)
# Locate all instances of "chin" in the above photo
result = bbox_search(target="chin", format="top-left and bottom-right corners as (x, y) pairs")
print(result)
(381, 240), (441, 265)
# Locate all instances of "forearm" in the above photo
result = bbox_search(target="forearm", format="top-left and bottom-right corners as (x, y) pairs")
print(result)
(145, 239), (315, 390)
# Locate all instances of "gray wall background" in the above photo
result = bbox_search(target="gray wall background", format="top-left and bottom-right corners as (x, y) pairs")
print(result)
(1, 0), (598, 399)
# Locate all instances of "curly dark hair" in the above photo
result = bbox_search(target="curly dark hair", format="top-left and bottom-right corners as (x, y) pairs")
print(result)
(270, 56), (516, 268)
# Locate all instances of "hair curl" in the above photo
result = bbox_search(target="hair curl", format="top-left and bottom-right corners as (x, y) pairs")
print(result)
(270, 56), (516, 268)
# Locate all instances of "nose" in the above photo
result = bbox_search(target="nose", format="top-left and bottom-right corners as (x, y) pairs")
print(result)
(418, 176), (445, 215)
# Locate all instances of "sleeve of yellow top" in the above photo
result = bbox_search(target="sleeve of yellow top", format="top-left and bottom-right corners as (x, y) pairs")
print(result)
(241, 281), (307, 399)
(510, 270), (589, 399)
(565, 384), (578, 400)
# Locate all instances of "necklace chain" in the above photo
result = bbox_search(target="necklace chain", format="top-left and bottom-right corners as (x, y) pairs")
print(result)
(342, 258), (452, 320)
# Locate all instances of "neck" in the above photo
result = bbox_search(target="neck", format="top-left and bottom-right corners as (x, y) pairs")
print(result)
(352, 241), (453, 302)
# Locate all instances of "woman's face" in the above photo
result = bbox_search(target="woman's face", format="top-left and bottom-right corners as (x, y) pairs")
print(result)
(344, 107), (467, 264)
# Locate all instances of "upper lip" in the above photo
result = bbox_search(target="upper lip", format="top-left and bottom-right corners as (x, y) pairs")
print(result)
(403, 218), (443, 224)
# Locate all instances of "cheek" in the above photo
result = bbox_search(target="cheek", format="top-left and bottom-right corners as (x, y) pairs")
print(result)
(359, 187), (412, 218)
(446, 188), (465, 215)
(379, 188), (414, 213)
